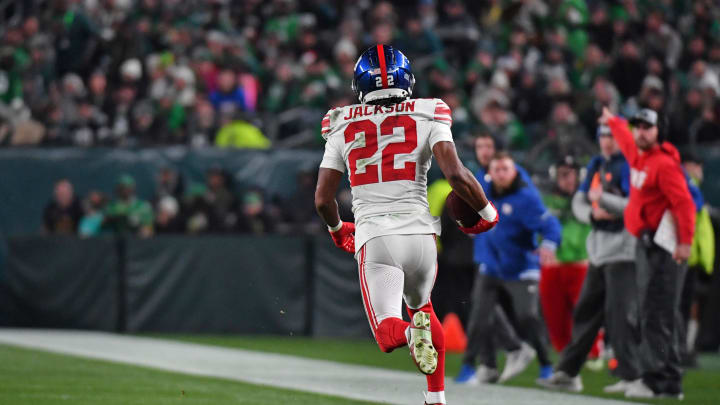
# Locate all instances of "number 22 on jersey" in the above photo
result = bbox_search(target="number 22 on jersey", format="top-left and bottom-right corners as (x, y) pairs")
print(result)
(344, 116), (417, 186)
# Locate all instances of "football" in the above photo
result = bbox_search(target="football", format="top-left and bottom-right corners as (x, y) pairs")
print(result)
(445, 191), (480, 228)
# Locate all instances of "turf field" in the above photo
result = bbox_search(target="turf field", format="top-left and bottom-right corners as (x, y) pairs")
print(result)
(167, 334), (720, 405)
(1, 330), (718, 405)
(0, 343), (376, 405)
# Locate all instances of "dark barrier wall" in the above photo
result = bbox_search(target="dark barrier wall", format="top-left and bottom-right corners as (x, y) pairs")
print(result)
(0, 236), (119, 330)
(0, 235), (367, 337)
(312, 236), (371, 338)
(125, 236), (307, 334)
(0, 148), (323, 237)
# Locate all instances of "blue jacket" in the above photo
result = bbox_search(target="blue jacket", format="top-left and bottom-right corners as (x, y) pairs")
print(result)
(473, 173), (562, 281)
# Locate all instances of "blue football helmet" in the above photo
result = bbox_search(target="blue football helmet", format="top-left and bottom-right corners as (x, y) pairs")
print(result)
(352, 45), (415, 104)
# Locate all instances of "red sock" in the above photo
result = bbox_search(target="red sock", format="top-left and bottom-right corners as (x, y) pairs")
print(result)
(375, 317), (410, 353)
(408, 301), (445, 392)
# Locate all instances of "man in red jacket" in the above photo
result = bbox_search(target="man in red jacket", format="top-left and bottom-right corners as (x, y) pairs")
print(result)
(599, 107), (695, 399)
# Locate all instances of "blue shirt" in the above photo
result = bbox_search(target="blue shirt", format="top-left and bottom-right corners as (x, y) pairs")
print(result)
(209, 88), (247, 112)
(472, 173), (562, 281)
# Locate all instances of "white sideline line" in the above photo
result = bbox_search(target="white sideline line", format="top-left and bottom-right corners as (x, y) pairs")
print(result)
(0, 329), (641, 405)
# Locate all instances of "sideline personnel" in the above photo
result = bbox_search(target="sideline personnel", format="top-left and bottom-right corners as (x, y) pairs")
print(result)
(538, 126), (641, 394)
(599, 107), (695, 399)
(462, 152), (561, 384)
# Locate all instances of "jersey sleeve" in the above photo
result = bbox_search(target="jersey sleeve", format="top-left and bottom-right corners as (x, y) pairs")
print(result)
(433, 99), (452, 127)
(319, 134), (345, 173)
(428, 99), (454, 148)
(321, 109), (333, 139)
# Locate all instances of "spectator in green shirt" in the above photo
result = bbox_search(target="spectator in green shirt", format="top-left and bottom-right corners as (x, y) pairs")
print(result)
(539, 156), (602, 365)
(103, 174), (154, 238)
(543, 157), (592, 264)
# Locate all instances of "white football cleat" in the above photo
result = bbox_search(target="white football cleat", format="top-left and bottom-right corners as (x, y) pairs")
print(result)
(409, 311), (438, 375)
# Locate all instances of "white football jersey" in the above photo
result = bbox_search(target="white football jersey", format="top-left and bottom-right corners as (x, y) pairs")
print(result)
(319, 98), (454, 253)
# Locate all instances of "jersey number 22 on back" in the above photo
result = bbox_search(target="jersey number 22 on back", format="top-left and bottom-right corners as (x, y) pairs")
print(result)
(345, 116), (418, 186)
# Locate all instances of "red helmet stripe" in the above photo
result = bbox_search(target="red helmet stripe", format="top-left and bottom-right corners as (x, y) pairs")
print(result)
(377, 44), (389, 89)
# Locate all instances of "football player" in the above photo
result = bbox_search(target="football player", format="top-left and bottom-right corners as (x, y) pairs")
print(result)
(315, 45), (498, 405)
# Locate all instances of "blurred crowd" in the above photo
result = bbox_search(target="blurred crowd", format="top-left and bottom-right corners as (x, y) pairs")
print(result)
(42, 168), (353, 237)
(0, 0), (718, 161)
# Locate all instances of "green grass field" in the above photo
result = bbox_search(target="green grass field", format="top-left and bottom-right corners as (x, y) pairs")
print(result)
(2, 335), (719, 405)
(0, 343), (376, 405)
(166, 334), (720, 405)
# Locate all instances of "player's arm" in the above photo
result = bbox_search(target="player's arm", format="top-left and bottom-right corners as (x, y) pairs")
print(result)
(315, 167), (355, 254)
(315, 168), (343, 228)
(429, 99), (496, 233)
(432, 141), (488, 211)
(315, 125), (356, 254)
(432, 140), (497, 233)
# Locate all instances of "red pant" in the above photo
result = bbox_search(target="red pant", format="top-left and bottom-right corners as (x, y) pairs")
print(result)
(539, 262), (602, 358)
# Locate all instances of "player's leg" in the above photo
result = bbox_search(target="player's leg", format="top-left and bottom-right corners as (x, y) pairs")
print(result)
(400, 234), (446, 403)
(430, 256), (453, 324)
(357, 239), (409, 353)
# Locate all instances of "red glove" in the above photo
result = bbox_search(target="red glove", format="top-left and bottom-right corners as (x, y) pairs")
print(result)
(459, 202), (499, 235)
(329, 222), (355, 254)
